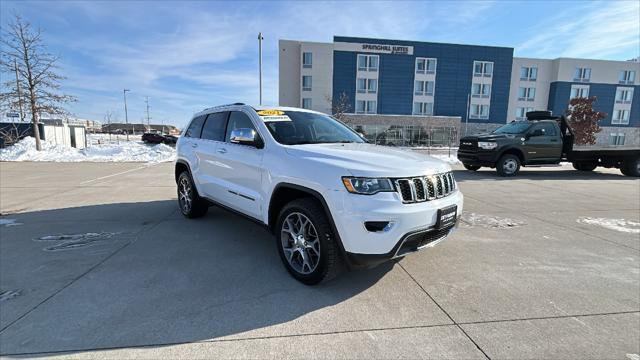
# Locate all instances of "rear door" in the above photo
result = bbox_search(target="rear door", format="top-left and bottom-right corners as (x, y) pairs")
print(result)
(214, 110), (265, 219)
(525, 122), (562, 163)
(195, 111), (229, 201)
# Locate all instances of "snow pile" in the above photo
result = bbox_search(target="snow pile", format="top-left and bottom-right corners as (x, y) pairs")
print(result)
(577, 217), (640, 234)
(460, 212), (525, 229)
(0, 137), (175, 163)
(428, 154), (460, 165)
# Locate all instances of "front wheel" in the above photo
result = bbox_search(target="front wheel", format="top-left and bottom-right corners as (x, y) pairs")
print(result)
(572, 162), (597, 171)
(621, 158), (640, 177)
(463, 164), (481, 171)
(276, 198), (344, 285)
(496, 154), (521, 177)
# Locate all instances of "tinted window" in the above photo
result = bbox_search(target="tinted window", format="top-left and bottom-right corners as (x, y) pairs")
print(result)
(531, 123), (557, 136)
(185, 115), (206, 138)
(492, 122), (531, 134)
(201, 112), (228, 141)
(225, 111), (257, 142)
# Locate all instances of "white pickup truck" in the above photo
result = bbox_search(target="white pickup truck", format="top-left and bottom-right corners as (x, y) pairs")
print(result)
(175, 104), (463, 284)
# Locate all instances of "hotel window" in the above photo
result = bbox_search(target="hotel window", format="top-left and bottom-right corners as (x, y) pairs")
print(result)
(615, 87), (634, 104)
(612, 109), (630, 125)
(357, 54), (379, 72)
(472, 83), (491, 97)
(302, 52), (312, 68)
(302, 98), (312, 109)
(470, 104), (489, 119)
(416, 58), (437, 74)
(520, 66), (538, 81)
(357, 78), (377, 94)
(356, 100), (366, 114)
(573, 67), (591, 82)
(516, 107), (534, 120)
(473, 61), (493, 77)
(415, 80), (434, 96)
(365, 100), (377, 114)
(619, 70), (636, 85)
(609, 133), (625, 146)
(412, 102), (433, 115)
(356, 100), (376, 114)
(570, 85), (589, 99)
(302, 76), (312, 91)
(517, 87), (535, 101)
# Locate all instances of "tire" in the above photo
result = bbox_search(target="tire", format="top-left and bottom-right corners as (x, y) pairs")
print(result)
(572, 162), (597, 171)
(177, 171), (209, 218)
(621, 158), (640, 177)
(496, 154), (521, 177)
(276, 198), (344, 285)
(463, 164), (481, 171)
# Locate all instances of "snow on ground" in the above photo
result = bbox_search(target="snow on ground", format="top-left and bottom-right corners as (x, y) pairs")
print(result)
(577, 217), (640, 234)
(427, 154), (460, 165)
(0, 219), (22, 227)
(0, 136), (175, 163)
(460, 212), (526, 228)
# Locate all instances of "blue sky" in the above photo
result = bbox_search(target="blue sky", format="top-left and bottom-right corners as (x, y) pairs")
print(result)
(1, 0), (638, 128)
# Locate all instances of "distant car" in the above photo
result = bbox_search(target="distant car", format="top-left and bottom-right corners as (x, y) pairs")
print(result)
(141, 132), (165, 144)
(162, 135), (178, 145)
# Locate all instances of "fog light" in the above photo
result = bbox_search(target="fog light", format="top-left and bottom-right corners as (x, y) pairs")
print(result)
(364, 221), (394, 232)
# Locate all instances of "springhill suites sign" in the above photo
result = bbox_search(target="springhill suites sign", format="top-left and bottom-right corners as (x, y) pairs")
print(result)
(334, 42), (414, 55)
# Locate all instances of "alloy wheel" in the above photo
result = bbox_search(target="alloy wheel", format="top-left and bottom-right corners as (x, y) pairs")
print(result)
(178, 177), (192, 213)
(503, 159), (518, 174)
(281, 212), (321, 274)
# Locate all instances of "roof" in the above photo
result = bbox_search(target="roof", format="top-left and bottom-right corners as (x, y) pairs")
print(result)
(195, 104), (323, 117)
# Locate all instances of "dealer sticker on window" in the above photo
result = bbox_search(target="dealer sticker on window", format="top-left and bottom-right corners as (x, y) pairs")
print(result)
(257, 110), (291, 122)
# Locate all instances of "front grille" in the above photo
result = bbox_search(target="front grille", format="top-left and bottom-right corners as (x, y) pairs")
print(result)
(459, 139), (477, 151)
(394, 172), (456, 203)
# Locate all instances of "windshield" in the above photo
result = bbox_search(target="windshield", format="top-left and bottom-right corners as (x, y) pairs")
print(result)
(492, 122), (532, 134)
(262, 111), (365, 145)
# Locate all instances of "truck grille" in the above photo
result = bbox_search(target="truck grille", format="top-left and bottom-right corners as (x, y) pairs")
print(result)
(459, 140), (477, 151)
(393, 172), (456, 203)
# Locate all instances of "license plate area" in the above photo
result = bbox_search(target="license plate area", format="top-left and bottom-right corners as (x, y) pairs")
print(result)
(436, 205), (457, 230)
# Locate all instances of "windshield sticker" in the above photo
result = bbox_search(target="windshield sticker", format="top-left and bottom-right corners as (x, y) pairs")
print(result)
(256, 110), (285, 116)
(260, 115), (291, 122)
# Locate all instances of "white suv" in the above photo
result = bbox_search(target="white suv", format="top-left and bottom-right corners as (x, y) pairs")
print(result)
(175, 104), (463, 284)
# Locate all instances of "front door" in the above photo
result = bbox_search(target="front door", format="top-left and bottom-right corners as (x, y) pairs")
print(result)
(213, 111), (265, 220)
(524, 122), (562, 163)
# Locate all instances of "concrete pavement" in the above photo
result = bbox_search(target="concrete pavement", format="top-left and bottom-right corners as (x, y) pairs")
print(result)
(0, 161), (638, 359)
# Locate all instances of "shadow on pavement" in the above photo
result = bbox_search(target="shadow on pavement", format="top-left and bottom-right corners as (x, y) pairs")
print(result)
(0, 201), (393, 356)
(453, 168), (637, 182)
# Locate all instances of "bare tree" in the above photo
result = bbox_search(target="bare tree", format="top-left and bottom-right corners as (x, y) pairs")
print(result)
(0, 122), (31, 147)
(0, 14), (75, 151)
(325, 92), (352, 121)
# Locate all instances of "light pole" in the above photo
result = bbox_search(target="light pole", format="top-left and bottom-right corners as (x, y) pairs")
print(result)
(465, 93), (470, 136)
(123, 89), (130, 140)
(258, 32), (263, 105)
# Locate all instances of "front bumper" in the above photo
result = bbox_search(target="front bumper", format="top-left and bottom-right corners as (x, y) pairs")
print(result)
(457, 149), (499, 167)
(327, 189), (463, 267)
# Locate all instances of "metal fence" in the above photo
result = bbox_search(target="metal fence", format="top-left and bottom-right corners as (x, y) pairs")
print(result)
(349, 124), (459, 148)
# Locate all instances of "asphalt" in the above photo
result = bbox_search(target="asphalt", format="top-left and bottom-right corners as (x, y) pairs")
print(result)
(0, 161), (638, 359)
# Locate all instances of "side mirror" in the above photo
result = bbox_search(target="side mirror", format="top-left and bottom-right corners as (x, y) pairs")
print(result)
(230, 128), (261, 147)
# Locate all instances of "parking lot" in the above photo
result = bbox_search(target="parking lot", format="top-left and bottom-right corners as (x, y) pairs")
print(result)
(0, 161), (638, 359)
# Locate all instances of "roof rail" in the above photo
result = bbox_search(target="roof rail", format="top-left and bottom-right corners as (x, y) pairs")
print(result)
(200, 103), (246, 113)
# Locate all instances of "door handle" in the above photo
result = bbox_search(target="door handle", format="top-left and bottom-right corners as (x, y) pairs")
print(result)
(191, 143), (198, 148)
(217, 148), (227, 154)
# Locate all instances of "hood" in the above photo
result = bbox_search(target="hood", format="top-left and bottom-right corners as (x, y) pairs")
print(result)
(461, 133), (518, 142)
(284, 143), (450, 177)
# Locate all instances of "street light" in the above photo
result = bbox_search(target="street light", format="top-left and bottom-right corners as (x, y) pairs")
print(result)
(123, 89), (130, 141)
(258, 32), (263, 105)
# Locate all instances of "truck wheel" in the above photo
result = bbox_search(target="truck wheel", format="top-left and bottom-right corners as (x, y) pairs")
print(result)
(177, 171), (209, 218)
(572, 162), (597, 171)
(621, 158), (640, 177)
(463, 164), (481, 171)
(496, 154), (520, 177)
(276, 198), (344, 285)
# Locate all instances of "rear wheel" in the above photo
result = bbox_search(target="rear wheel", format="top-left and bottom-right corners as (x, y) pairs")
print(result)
(276, 198), (344, 285)
(572, 162), (597, 171)
(621, 158), (640, 177)
(496, 154), (520, 177)
(463, 164), (481, 171)
(177, 171), (209, 218)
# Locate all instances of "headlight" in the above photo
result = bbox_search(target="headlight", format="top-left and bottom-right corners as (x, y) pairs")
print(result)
(478, 141), (498, 150)
(342, 177), (394, 195)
